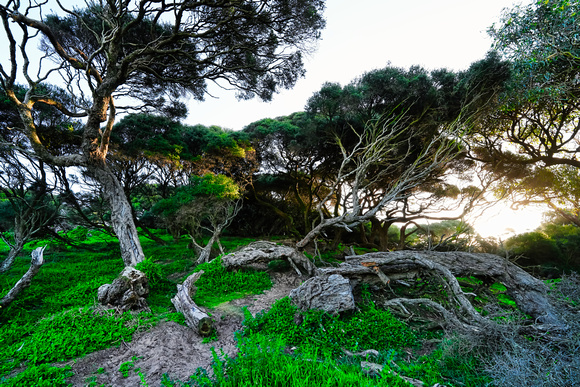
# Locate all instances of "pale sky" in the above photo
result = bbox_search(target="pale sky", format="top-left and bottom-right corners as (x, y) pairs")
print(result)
(186, 0), (525, 131)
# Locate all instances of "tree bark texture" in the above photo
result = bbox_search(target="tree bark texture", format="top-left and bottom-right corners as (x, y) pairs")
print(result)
(170, 271), (214, 337)
(0, 244), (22, 274)
(97, 267), (149, 312)
(221, 241), (316, 276)
(0, 246), (45, 308)
(86, 164), (145, 267)
(322, 251), (561, 325)
(289, 274), (355, 314)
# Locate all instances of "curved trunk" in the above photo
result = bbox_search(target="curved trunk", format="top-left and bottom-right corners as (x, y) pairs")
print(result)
(86, 164), (145, 267)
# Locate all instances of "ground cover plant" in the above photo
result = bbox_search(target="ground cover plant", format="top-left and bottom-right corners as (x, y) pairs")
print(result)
(0, 230), (272, 385)
(1, 228), (579, 385)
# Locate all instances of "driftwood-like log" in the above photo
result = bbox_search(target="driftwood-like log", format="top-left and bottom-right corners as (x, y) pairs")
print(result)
(171, 270), (213, 337)
(221, 241), (316, 276)
(318, 251), (561, 326)
(0, 246), (45, 309)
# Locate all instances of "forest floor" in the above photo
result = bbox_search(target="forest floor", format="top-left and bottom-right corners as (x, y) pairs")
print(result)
(64, 271), (301, 387)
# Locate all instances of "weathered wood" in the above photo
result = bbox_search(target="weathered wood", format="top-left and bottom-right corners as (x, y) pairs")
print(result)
(170, 270), (213, 337)
(315, 251), (562, 326)
(289, 274), (355, 314)
(0, 246), (45, 308)
(98, 267), (149, 312)
(221, 241), (316, 276)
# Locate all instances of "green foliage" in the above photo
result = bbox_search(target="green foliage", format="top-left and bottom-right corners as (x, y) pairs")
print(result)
(242, 297), (417, 356)
(0, 308), (153, 376)
(0, 364), (73, 387)
(192, 258), (272, 308)
(164, 335), (410, 387)
(505, 231), (563, 267)
(136, 257), (164, 286)
(152, 174), (240, 219)
(188, 174), (240, 200)
(119, 360), (136, 378)
(489, 0), (580, 101)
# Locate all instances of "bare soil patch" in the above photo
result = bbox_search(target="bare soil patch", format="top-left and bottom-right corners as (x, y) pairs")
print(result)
(65, 270), (300, 386)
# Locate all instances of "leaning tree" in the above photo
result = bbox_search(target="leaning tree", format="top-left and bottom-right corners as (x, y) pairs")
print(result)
(0, 0), (326, 267)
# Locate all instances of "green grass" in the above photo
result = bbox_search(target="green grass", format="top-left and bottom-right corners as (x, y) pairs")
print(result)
(0, 228), (514, 386)
(161, 335), (411, 387)
(0, 229), (267, 385)
(191, 257), (272, 308)
(242, 297), (417, 356)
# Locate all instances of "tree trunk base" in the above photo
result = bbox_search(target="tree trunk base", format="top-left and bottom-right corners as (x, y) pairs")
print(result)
(98, 267), (149, 312)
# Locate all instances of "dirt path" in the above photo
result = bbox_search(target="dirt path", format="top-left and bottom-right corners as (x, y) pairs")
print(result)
(66, 271), (301, 386)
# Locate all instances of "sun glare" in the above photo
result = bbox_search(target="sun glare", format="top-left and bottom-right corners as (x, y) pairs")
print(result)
(468, 203), (547, 239)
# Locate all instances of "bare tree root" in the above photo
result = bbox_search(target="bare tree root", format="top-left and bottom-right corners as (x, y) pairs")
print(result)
(220, 241), (316, 276)
(322, 251), (562, 326)
(0, 246), (45, 308)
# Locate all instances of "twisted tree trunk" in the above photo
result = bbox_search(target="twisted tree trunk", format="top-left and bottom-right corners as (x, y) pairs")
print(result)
(86, 164), (145, 267)
(322, 251), (562, 326)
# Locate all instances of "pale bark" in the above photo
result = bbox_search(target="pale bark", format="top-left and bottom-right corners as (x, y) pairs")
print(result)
(0, 246), (45, 308)
(97, 267), (149, 311)
(87, 164), (145, 267)
(171, 271), (213, 337)
(0, 242), (23, 274)
(221, 241), (316, 277)
(325, 251), (561, 325)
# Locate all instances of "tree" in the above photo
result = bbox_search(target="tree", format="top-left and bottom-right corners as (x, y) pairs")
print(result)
(153, 174), (241, 263)
(244, 113), (338, 236)
(0, 0), (325, 267)
(0, 150), (60, 273)
(467, 1), (580, 219)
(295, 111), (463, 249)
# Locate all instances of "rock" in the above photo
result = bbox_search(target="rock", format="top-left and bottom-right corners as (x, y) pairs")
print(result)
(289, 274), (355, 315)
(98, 267), (149, 312)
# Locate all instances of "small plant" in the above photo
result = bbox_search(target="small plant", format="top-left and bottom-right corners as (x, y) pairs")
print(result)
(119, 360), (135, 378)
(135, 256), (164, 285)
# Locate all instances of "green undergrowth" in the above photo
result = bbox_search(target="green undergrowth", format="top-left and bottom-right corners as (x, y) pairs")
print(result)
(0, 229), (266, 385)
(191, 257), (272, 308)
(0, 308), (155, 386)
(241, 297), (417, 356)
(162, 292), (489, 386)
(161, 335), (411, 386)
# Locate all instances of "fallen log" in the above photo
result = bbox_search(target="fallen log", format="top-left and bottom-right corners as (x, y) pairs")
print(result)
(171, 270), (213, 337)
(221, 241), (316, 277)
(313, 251), (562, 326)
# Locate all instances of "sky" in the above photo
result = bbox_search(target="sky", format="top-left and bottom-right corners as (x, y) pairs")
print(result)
(185, 0), (526, 131)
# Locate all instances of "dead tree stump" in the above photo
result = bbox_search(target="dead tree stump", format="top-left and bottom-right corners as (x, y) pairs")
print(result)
(98, 267), (149, 312)
(171, 270), (213, 337)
